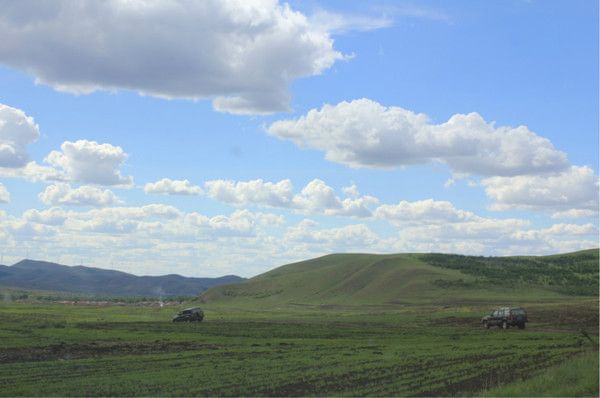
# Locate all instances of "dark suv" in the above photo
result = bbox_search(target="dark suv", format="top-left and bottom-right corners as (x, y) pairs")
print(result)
(482, 307), (527, 329)
(172, 307), (204, 322)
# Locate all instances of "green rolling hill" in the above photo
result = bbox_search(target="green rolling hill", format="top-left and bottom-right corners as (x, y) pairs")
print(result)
(201, 249), (599, 306)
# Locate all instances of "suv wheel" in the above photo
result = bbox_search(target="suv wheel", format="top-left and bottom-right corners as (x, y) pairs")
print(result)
(502, 321), (508, 329)
(518, 323), (525, 330)
(483, 321), (489, 329)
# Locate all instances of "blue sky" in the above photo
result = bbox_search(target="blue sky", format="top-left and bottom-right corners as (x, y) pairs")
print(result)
(0, 0), (597, 277)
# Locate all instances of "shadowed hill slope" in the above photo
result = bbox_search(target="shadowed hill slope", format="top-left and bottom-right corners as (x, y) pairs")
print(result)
(0, 259), (245, 297)
(201, 249), (599, 306)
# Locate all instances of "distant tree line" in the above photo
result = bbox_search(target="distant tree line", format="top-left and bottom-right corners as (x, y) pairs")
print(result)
(422, 251), (599, 296)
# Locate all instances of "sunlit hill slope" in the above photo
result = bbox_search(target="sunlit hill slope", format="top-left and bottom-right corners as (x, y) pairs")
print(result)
(201, 249), (599, 306)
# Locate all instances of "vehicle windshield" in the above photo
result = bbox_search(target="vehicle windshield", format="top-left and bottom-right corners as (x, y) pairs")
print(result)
(511, 309), (526, 315)
(179, 310), (192, 315)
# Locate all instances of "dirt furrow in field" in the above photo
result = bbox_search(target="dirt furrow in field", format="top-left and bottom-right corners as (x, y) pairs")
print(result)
(0, 341), (222, 364)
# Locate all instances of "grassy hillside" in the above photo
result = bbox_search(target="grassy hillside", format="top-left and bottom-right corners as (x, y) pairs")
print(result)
(201, 250), (599, 306)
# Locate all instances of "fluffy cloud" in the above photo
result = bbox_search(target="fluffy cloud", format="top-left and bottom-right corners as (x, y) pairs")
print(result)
(84, 204), (182, 221)
(0, 203), (292, 276)
(63, 204), (182, 234)
(551, 209), (598, 219)
(39, 183), (122, 207)
(501, 223), (599, 255)
(144, 178), (202, 196)
(267, 98), (568, 176)
(395, 214), (531, 247)
(0, 160), (66, 182)
(45, 140), (133, 186)
(511, 223), (598, 241)
(372, 198), (596, 256)
(0, 105), (131, 186)
(3, 204), (276, 243)
(291, 179), (378, 217)
(284, 219), (379, 249)
(0, 183), (9, 203)
(342, 183), (360, 198)
(0, 103), (40, 168)
(1, 199), (597, 276)
(204, 179), (294, 207)
(1, 219), (56, 240)
(0, 0), (345, 115)
(179, 209), (276, 239)
(372, 198), (543, 254)
(23, 207), (68, 225)
(204, 178), (378, 217)
(375, 199), (477, 224)
(482, 166), (599, 217)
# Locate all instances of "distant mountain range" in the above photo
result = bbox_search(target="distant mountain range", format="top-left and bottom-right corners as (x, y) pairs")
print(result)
(0, 259), (246, 297)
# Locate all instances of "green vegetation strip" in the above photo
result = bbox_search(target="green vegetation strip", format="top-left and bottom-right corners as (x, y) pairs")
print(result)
(421, 249), (599, 296)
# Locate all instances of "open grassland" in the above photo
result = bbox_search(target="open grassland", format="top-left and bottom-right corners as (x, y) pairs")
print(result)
(0, 299), (597, 396)
(480, 350), (599, 397)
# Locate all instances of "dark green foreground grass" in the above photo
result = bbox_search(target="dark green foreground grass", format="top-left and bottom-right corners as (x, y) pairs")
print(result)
(0, 300), (598, 396)
(480, 350), (599, 397)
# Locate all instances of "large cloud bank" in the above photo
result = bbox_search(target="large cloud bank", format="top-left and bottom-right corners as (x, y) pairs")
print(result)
(268, 99), (598, 217)
(268, 98), (568, 175)
(0, 0), (344, 114)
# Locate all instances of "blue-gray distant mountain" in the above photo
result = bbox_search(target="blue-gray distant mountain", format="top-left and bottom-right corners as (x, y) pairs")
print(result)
(0, 259), (246, 297)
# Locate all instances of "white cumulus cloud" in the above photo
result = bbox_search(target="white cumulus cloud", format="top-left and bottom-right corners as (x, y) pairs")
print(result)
(284, 219), (379, 249)
(204, 178), (378, 217)
(0, 103), (40, 168)
(375, 199), (477, 225)
(267, 98), (568, 176)
(0, 0), (346, 115)
(39, 183), (122, 207)
(45, 140), (133, 186)
(291, 179), (378, 217)
(0, 160), (66, 182)
(204, 178), (294, 207)
(482, 166), (599, 216)
(144, 178), (202, 196)
(551, 209), (599, 219)
(23, 207), (68, 225)
(511, 223), (598, 241)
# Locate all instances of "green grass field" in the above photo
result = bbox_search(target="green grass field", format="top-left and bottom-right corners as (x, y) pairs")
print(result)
(0, 250), (598, 396)
(0, 299), (597, 396)
(480, 350), (599, 397)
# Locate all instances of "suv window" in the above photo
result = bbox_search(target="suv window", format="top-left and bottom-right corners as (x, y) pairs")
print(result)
(511, 309), (525, 315)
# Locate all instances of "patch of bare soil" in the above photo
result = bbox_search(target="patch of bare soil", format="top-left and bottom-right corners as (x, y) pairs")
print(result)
(529, 304), (599, 329)
(0, 341), (221, 364)
(428, 316), (480, 327)
(430, 302), (599, 332)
